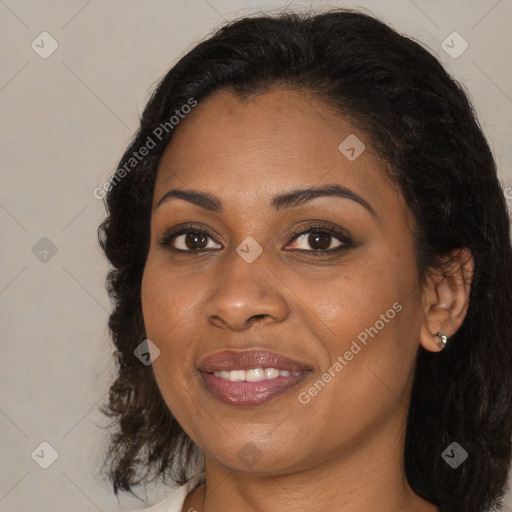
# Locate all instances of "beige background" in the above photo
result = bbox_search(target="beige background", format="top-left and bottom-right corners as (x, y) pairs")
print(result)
(1, 0), (511, 511)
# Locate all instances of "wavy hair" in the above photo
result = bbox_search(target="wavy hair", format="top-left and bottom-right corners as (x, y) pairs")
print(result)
(98, 9), (512, 511)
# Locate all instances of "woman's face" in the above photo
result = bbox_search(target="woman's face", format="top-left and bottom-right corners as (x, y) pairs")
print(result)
(141, 87), (427, 474)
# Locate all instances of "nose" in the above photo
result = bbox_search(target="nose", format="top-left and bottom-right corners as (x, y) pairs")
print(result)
(203, 248), (290, 332)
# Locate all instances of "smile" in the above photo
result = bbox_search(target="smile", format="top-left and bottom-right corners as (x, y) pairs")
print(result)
(197, 348), (312, 406)
(213, 368), (302, 382)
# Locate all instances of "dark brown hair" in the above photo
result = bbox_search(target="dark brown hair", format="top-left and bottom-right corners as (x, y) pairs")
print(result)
(98, 9), (512, 512)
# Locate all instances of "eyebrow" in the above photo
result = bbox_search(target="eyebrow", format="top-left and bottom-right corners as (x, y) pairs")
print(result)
(155, 184), (375, 215)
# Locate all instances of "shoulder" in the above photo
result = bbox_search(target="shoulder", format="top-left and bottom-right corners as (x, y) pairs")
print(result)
(133, 472), (206, 512)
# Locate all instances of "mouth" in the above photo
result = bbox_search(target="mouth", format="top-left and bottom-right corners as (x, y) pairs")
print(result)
(197, 349), (312, 407)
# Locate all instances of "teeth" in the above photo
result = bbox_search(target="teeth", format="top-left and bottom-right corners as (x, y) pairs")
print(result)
(229, 370), (245, 382)
(246, 368), (265, 381)
(264, 368), (280, 379)
(213, 368), (301, 382)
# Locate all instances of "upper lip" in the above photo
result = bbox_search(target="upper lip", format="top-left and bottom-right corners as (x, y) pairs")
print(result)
(197, 349), (312, 373)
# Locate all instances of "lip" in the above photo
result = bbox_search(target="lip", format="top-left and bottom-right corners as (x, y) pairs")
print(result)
(197, 349), (312, 373)
(197, 349), (313, 407)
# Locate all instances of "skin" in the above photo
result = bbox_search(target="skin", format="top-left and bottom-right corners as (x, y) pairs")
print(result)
(141, 87), (473, 512)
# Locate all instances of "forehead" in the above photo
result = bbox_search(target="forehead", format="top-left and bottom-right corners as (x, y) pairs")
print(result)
(153, 87), (399, 216)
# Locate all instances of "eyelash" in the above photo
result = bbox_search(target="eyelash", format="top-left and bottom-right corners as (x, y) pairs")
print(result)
(158, 222), (354, 257)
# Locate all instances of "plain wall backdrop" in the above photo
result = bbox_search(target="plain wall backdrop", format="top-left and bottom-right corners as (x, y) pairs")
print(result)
(1, 0), (511, 511)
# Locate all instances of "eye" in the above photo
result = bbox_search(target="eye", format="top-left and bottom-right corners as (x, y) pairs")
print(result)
(285, 224), (351, 255)
(159, 222), (353, 256)
(172, 232), (221, 251)
(288, 231), (341, 252)
(159, 224), (222, 252)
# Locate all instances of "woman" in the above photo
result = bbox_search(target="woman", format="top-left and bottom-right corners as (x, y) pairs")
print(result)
(98, 8), (512, 512)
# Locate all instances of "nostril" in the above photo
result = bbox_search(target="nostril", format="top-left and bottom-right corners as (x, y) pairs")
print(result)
(247, 314), (269, 326)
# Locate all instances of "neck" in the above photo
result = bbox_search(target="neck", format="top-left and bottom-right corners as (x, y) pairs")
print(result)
(185, 408), (437, 512)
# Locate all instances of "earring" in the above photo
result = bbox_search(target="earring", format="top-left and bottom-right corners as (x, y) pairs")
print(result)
(435, 332), (448, 350)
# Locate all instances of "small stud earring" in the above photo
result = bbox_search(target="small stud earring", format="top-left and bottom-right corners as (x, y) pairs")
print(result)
(435, 332), (448, 350)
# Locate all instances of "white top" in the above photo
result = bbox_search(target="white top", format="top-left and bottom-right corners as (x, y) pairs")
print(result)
(135, 472), (206, 512)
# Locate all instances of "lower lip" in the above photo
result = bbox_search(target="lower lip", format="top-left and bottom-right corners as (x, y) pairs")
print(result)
(200, 371), (310, 406)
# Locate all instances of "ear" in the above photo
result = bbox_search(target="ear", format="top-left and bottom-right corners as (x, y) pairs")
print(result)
(419, 248), (474, 352)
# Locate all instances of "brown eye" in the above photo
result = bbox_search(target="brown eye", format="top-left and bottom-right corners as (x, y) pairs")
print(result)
(159, 225), (222, 252)
(307, 231), (333, 251)
(171, 231), (221, 251)
(288, 230), (343, 252)
(183, 232), (208, 250)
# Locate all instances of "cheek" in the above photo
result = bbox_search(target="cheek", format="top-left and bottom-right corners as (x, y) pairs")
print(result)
(141, 261), (198, 379)
(141, 263), (204, 426)
(301, 252), (420, 400)
(298, 257), (411, 346)
(142, 258), (194, 335)
(292, 296), (418, 459)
